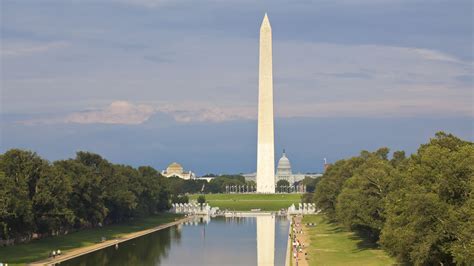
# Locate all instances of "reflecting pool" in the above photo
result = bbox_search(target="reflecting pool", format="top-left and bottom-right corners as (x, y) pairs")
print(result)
(61, 215), (290, 266)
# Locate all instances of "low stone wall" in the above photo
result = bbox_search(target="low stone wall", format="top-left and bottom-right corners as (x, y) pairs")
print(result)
(287, 203), (320, 215)
(285, 217), (293, 266)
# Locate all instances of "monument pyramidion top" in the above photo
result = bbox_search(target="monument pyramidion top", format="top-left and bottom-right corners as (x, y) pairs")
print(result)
(261, 13), (271, 29)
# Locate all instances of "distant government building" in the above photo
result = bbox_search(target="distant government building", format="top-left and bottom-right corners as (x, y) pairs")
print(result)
(161, 162), (196, 180)
(162, 150), (322, 184)
(243, 150), (322, 184)
(161, 162), (213, 182)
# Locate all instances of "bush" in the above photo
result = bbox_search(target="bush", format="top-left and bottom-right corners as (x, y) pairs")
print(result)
(171, 195), (189, 204)
(197, 195), (206, 205)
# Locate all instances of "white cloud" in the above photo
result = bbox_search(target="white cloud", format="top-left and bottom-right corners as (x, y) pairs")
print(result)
(157, 104), (255, 123)
(63, 101), (155, 124)
(4, 36), (472, 119)
(276, 98), (473, 118)
(18, 101), (254, 125)
(1, 41), (69, 57)
(412, 48), (462, 63)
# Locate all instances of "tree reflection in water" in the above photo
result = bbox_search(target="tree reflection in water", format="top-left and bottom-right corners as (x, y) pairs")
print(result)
(62, 226), (176, 266)
(60, 216), (290, 266)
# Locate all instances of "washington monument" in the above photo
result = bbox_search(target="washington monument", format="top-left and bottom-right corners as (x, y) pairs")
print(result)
(256, 13), (275, 193)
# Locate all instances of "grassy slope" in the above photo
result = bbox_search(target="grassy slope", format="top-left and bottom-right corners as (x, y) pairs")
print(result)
(189, 193), (302, 211)
(0, 213), (181, 265)
(302, 215), (396, 266)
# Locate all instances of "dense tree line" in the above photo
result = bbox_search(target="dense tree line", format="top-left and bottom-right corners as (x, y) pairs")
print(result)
(167, 173), (318, 195)
(299, 176), (320, 192)
(0, 149), (259, 244)
(205, 175), (255, 193)
(313, 132), (473, 265)
(165, 174), (253, 195)
(0, 150), (171, 244)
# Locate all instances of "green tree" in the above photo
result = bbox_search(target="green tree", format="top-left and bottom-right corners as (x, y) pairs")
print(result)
(0, 149), (47, 200)
(448, 178), (474, 264)
(336, 153), (394, 240)
(54, 160), (107, 227)
(301, 176), (319, 192)
(0, 170), (34, 240)
(197, 195), (206, 210)
(276, 179), (290, 191)
(0, 150), (46, 239)
(246, 180), (256, 187)
(171, 195), (189, 204)
(301, 193), (314, 203)
(197, 195), (206, 205)
(136, 166), (168, 214)
(374, 147), (390, 160)
(204, 180), (221, 193)
(166, 176), (185, 195)
(0, 149), (173, 244)
(32, 166), (75, 235)
(75, 152), (137, 223)
(206, 175), (246, 193)
(313, 156), (365, 219)
(381, 132), (474, 265)
(103, 166), (138, 223)
(390, 150), (406, 168)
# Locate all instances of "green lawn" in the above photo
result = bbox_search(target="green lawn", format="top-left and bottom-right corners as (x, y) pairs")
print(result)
(0, 213), (181, 265)
(189, 193), (302, 211)
(302, 215), (396, 266)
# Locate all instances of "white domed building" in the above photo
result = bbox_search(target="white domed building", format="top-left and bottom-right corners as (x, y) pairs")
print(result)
(244, 150), (322, 185)
(161, 162), (196, 180)
(276, 150), (292, 182)
(275, 150), (322, 184)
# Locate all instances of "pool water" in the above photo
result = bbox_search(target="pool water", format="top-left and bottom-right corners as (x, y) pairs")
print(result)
(60, 215), (290, 266)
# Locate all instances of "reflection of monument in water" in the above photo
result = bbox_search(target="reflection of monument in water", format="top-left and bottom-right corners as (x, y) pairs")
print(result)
(256, 215), (275, 265)
(256, 13), (276, 194)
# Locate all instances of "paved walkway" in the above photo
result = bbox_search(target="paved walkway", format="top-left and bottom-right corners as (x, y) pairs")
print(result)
(30, 216), (193, 266)
(291, 215), (309, 266)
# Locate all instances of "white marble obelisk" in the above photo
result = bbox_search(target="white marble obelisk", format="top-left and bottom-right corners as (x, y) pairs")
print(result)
(256, 13), (275, 194)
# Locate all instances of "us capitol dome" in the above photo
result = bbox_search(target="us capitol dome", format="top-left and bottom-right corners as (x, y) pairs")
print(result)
(243, 149), (322, 184)
(276, 150), (292, 181)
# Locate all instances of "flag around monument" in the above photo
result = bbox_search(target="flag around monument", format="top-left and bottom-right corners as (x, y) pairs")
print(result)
(256, 13), (275, 193)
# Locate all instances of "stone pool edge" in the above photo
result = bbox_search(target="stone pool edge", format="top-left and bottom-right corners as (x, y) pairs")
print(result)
(29, 216), (194, 266)
(285, 215), (293, 266)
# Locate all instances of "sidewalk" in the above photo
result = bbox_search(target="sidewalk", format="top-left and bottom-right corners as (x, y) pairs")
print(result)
(30, 216), (193, 266)
(291, 215), (309, 266)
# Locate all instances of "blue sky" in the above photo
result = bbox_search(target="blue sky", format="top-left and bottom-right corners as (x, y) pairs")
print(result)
(1, 0), (473, 174)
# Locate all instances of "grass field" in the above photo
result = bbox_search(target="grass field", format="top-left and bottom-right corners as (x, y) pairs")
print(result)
(0, 213), (181, 265)
(189, 193), (302, 211)
(302, 215), (396, 266)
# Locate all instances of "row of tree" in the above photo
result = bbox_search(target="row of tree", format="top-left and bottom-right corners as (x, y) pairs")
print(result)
(0, 150), (274, 243)
(0, 150), (171, 244)
(166, 174), (255, 195)
(313, 132), (473, 265)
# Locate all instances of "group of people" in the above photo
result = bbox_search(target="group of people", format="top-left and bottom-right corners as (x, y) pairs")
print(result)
(291, 216), (307, 265)
(49, 249), (61, 258)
